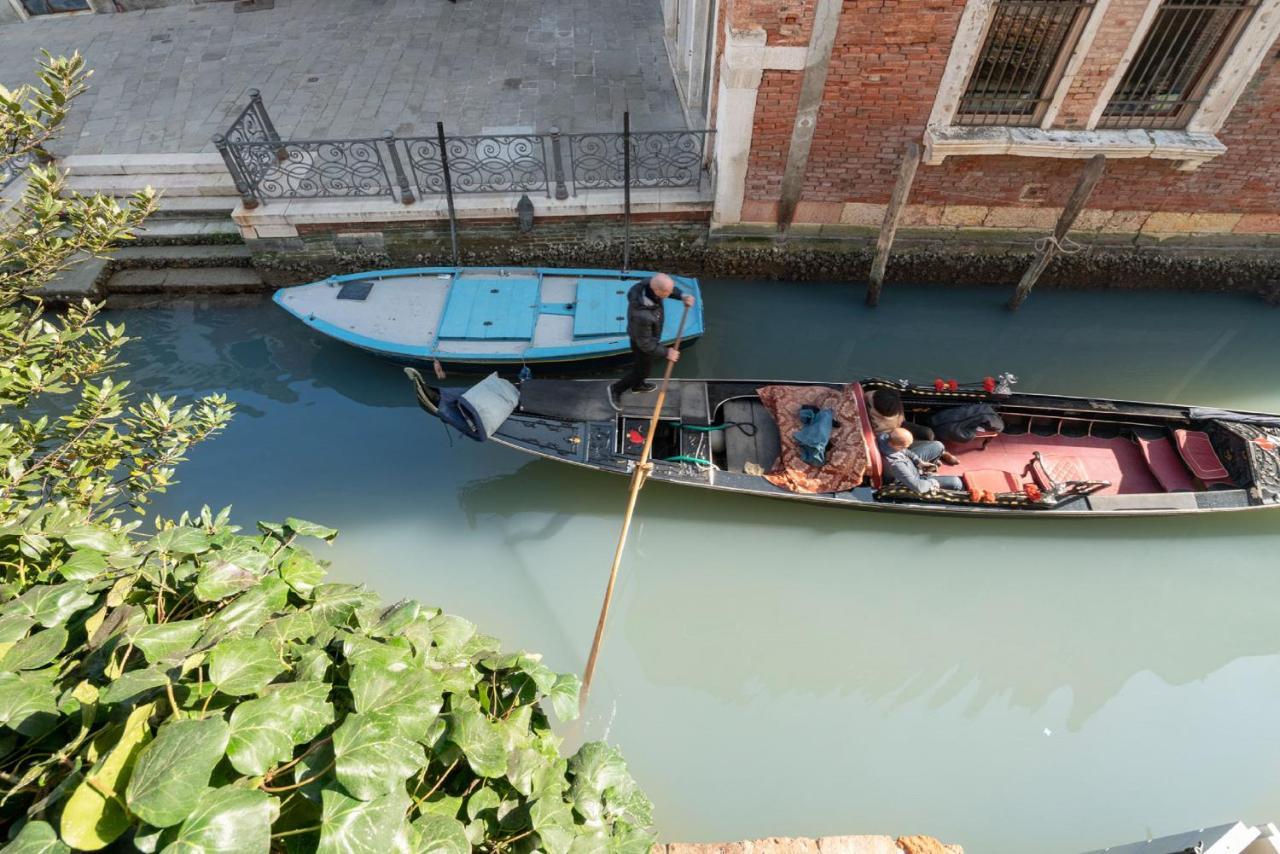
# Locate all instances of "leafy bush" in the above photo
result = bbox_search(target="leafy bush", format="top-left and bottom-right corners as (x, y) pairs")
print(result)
(0, 512), (652, 852)
(1, 56), (653, 851)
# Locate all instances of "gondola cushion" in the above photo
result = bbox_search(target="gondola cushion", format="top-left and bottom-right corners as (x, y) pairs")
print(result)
(757, 384), (869, 494)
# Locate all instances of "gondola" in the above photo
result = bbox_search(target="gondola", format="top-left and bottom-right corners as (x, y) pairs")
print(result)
(404, 372), (1280, 517)
(274, 266), (703, 370)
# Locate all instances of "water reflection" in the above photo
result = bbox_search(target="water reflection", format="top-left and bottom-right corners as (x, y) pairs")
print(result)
(103, 283), (1280, 854)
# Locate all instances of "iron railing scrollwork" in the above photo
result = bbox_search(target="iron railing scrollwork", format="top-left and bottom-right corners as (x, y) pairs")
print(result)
(215, 92), (713, 208)
(0, 151), (39, 194)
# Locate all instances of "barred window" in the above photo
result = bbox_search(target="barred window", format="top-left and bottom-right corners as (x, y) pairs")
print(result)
(956, 0), (1096, 126)
(1099, 0), (1258, 129)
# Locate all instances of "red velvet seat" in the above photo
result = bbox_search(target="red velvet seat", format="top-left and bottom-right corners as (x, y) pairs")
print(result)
(1028, 454), (1087, 490)
(1138, 436), (1196, 492)
(1173, 429), (1232, 484)
(963, 469), (1023, 493)
(852, 384), (883, 488)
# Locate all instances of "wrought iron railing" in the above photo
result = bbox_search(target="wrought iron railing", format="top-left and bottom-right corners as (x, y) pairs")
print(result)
(0, 151), (38, 194)
(213, 91), (713, 208)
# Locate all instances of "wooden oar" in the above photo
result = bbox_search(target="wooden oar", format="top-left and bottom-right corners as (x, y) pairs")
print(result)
(579, 302), (691, 715)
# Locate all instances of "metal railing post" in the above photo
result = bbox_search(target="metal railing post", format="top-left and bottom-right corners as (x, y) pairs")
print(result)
(248, 89), (287, 161)
(383, 131), (416, 205)
(437, 122), (460, 266)
(548, 127), (569, 200)
(212, 133), (260, 209)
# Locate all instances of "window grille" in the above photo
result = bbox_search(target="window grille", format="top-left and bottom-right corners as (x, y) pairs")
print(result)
(1099, 0), (1258, 129)
(956, 0), (1096, 126)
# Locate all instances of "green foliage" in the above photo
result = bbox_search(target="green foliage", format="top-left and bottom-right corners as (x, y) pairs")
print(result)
(0, 55), (654, 851)
(0, 514), (652, 851)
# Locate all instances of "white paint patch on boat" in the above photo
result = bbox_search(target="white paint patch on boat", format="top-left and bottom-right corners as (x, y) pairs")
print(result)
(277, 274), (451, 348)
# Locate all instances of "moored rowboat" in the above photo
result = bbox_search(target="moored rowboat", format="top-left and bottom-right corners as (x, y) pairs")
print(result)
(274, 266), (704, 369)
(405, 373), (1280, 517)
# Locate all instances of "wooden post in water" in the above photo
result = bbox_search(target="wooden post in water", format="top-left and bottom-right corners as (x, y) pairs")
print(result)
(579, 304), (692, 715)
(866, 141), (921, 307)
(437, 121), (460, 267)
(622, 110), (632, 273)
(1008, 154), (1106, 311)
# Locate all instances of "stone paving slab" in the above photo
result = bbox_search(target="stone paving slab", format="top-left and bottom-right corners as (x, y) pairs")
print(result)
(0, 0), (686, 157)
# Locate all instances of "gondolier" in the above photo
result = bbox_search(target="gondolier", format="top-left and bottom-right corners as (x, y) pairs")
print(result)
(609, 272), (696, 410)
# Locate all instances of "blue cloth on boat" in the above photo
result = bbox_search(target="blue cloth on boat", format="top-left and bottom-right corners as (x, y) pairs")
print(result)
(794, 405), (834, 467)
(438, 372), (519, 441)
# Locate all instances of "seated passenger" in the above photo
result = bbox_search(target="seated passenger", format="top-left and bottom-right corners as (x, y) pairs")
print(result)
(883, 428), (964, 494)
(868, 388), (958, 465)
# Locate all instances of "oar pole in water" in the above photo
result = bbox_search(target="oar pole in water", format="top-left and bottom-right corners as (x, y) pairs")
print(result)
(580, 303), (691, 715)
(622, 110), (631, 273)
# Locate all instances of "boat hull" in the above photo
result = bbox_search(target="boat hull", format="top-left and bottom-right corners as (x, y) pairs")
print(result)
(410, 375), (1280, 518)
(274, 266), (704, 369)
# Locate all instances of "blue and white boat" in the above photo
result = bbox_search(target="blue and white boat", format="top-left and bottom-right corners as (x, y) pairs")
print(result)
(273, 266), (704, 369)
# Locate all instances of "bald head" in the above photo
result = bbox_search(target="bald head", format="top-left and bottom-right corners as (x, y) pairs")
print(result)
(649, 273), (676, 298)
(887, 427), (914, 451)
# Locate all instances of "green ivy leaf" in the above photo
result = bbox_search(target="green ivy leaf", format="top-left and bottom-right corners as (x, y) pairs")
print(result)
(548, 673), (581, 723)
(349, 655), (443, 743)
(284, 518), (338, 542)
(1, 582), (96, 628)
(447, 697), (507, 779)
(1, 820), (70, 854)
(0, 625), (66, 671)
(125, 717), (230, 828)
(149, 527), (212, 556)
(58, 548), (106, 581)
(201, 578), (287, 644)
(530, 796), (575, 854)
(428, 615), (475, 663)
(60, 702), (155, 850)
(332, 712), (425, 801)
(128, 620), (205, 664)
(162, 787), (278, 854)
(0, 670), (58, 733)
(0, 614), (35, 644)
(311, 584), (378, 626)
(193, 561), (259, 603)
(64, 526), (125, 553)
(207, 637), (283, 697)
(567, 743), (629, 828)
(226, 681), (333, 776)
(316, 788), (409, 854)
(409, 813), (469, 854)
(278, 552), (324, 597)
(99, 666), (169, 705)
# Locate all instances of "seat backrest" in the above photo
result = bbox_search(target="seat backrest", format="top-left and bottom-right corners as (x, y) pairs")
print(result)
(1174, 429), (1231, 482)
(851, 383), (882, 488)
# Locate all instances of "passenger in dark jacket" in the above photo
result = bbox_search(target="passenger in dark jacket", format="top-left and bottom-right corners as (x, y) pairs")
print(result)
(609, 273), (695, 408)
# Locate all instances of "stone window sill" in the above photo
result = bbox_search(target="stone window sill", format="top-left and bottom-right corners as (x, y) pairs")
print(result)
(923, 126), (1227, 172)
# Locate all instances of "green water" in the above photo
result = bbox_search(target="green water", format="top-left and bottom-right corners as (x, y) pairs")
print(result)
(111, 281), (1280, 853)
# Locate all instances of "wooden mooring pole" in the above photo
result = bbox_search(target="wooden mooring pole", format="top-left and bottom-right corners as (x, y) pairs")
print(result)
(579, 304), (692, 716)
(436, 121), (460, 267)
(622, 110), (632, 273)
(1008, 154), (1106, 311)
(866, 141), (921, 307)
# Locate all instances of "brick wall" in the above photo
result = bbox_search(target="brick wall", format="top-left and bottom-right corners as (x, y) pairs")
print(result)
(731, 0), (1280, 221)
(729, 0), (815, 45)
(1052, 0), (1150, 129)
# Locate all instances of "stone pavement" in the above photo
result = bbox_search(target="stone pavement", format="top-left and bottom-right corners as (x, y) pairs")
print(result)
(0, 0), (686, 156)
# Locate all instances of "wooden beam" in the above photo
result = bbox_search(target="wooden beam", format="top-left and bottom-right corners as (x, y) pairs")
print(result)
(1008, 154), (1106, 311)
(866, 142), (921, 307)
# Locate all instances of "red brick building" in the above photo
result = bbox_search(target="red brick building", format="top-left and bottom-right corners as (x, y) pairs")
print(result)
(665, 0), (1280, 241)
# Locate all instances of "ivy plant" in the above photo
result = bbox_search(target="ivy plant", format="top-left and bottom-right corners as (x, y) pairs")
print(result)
(0, 56), (653, 851)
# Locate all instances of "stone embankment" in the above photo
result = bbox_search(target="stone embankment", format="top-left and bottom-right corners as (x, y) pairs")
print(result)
(658, 835), (962, 854)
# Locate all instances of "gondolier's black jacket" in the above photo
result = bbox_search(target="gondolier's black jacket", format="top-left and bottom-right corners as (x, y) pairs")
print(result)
(625, 281), (683, 357)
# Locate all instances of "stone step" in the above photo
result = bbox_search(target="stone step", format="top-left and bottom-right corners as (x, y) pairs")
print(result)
(133, 219), (244, 245)
(107, 266), (267, 295)
(151, 196), (239, 218)
(112, 244), (253, 268)
(40, 255), (110, 303)
(61, 154), (227, 177)
(64, 172), (239, 198)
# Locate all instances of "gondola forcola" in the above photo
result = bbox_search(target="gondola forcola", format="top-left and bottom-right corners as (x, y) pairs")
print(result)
(273, 266), (704, 370)
(404, 372), (1280, 517)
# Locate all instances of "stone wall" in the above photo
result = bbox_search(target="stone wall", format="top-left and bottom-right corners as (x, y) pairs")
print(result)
(240, 211), (1280, 301)
(657, 835), (963, 854)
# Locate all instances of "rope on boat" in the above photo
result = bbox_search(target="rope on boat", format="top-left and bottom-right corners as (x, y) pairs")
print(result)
(664, 454), (713, 466)
(1034, 234), (1083, 255)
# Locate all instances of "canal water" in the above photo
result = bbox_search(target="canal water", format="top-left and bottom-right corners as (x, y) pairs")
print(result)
(111, 281), (1280, 854)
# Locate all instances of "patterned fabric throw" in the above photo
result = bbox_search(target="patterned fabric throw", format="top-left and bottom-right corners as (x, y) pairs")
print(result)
(757, 384), (870, 494)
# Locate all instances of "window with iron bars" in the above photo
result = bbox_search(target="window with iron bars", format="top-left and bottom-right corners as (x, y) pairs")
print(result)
(1099, 0), (1258, 129)
(955, 0), (1096, 126)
